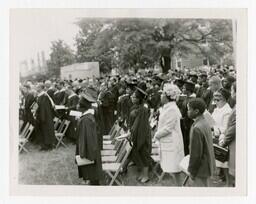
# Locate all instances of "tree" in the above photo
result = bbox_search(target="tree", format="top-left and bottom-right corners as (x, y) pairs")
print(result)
(47, 39), (75, 77)
(74, 18), (233, 74)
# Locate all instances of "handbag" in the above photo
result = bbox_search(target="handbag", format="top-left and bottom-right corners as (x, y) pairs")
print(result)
(213, 144), (229, 162)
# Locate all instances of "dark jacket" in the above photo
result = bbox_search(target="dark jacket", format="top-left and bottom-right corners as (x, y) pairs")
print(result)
(188, 115), (216, 178)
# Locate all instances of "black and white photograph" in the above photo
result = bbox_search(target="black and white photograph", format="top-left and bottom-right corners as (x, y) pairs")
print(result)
(8, 8), (248, 196)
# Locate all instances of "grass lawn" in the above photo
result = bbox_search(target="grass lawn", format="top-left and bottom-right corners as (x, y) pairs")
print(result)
(19, 139), (226, 187)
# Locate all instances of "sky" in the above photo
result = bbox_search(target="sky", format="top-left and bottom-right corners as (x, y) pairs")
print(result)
(10, 9), (88, 69)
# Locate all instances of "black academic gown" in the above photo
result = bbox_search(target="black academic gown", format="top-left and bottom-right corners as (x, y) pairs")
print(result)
(98, 89), (115, 134)
(47, 88), (56, 101)
(75, 110), (102, 181)
(147, 87), (161, 111)
(35, 93), (55, 146)
(65, 94), (79, 141)
(179, 95), (195, 156)
(23, 92), (36, 125)
(54, 90), (66, 105)
(129, 104), (152, 168)
(54, 89), (67, 118)
(117, 94), (133, 128)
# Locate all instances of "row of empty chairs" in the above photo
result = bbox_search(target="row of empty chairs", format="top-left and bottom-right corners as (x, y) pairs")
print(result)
(19, 117), (70, 153)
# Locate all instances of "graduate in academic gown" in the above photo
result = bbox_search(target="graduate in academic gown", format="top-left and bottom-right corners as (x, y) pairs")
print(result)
(75, 93), (103, 185)
(179, 81), (196, 156)
(54, 81), (67, 105)
(65, 86), (79, 142)
(117, 80), (135, 129)
(98, 83), (115, 134)
(35, 84), (56, 150)
(54, 81), (67, 118)
(128, 82), (152, 183)
(23, 84), (36, 126)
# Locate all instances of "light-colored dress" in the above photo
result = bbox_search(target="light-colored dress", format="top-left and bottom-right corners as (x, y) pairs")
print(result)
(212, 103), (232, 168)
(154, 102), (184, 173)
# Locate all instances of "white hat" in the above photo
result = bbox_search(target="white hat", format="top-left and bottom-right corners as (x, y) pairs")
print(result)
(162, 83), (181, 100)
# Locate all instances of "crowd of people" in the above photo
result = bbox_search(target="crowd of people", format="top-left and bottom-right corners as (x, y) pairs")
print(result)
(19, 65), (236, 187)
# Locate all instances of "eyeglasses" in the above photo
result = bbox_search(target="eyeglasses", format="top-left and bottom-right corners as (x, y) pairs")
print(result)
(213, 98), (222, 102)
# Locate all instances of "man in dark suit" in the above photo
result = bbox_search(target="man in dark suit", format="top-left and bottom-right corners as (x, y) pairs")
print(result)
(187, 98), (216, 187)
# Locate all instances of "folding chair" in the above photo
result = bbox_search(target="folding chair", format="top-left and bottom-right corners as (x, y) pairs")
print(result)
(53, 117), (62, 132)
(103, 121), (120, 141)
(19, 120), (24, 133)
(151, 142), (162, 179)
(102, 139), (132, 185)
(102, 128), (124, 150)
(55, 120), (70, 148)
(101, 139), (127, 163)
(19, 124), (34, 153)
(20, 122), (29, 136)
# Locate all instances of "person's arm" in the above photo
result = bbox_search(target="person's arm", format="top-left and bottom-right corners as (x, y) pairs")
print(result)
(154, 110), (176, 140)
(188, 127), (203, 178)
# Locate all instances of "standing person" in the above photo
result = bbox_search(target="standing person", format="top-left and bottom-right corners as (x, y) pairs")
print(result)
(54, 81), (66, 105)
(202, 76), (222, 113)
(153, 83), (184, 185)
(196, 73), (208, 98)
(117, 79), (136, 129)
(35, 84), (56, 151)
(219, 82), (236, 187)
(222, 76), (236, 108)
(22, 84), (36, 126)
(211, 88), (232, 186)
(75, 93), (102, 185)
(98, 82), (115, 134)
(46, 81), (57, 101)
(128, 82), (152, 183)
(187, 98), (216, 187)
(65, 85), (79, 143)
(180, 81), (196, 156)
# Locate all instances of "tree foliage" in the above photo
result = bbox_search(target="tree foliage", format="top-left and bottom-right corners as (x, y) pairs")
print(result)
(74, 18), (233, 73)
(46, 39), (75, 76)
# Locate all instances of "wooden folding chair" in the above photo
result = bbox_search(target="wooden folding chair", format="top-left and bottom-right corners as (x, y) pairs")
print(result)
(101, 139), (127, 163)
(102, 128), (124, 150)
(102, 139), (132, 185)
(19, 120), (24, 133)
(19, 124), (34, 153)
(53, 117), (62, 132)
(151, 142), (162, 179)
(20, 122), (29, 136)
(102, 121), (120, 141)
(55, 120), (70, 148)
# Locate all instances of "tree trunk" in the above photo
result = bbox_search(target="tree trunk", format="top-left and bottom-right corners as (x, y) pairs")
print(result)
(160, 55), (171, 74)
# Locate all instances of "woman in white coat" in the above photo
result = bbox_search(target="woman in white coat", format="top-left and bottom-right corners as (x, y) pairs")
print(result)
(154, 83), (184, 185)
